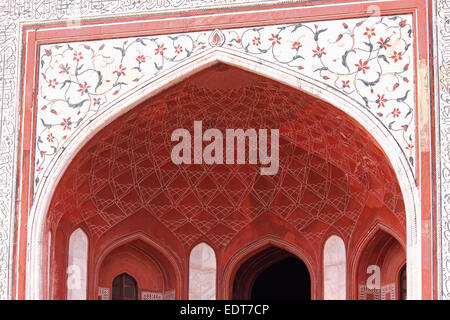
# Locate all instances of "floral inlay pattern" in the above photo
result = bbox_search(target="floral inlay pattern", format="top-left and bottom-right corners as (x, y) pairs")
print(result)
(36, 14), (415, 191)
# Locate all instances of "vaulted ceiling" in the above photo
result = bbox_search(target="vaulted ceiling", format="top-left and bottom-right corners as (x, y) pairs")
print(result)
(47, 64), (405, 248)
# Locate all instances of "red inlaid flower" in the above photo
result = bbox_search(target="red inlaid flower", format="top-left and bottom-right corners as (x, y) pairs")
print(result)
(60, 117), (72, 130)
(376, 94), (387, 108)
(78, 81), (91, 96)
(392, 108), (401, 118)
(47, 133), (54, 142)
(114, 64), (126, 76)
(269, 34), (282, 46)
(59, 63), (70, 74)
(175, 44), (183, 54)
(136, 55), (146, 63)
(73, 51), (83, 62)
(342, 80), (350, 89)
(312, 46), (326, 58)
(292, 41), (302, 50)
(391, 51), (403, 63)
(399, 19), (407, 28)
(48, 78), (58, 89)
(155, 44), (167, 56)
(355, 59), (370, 74)
(377, 37), (391, 50)
(93, 97), (101, 106)
(253, 37), (261, 46)
(364, 27), (376, 39)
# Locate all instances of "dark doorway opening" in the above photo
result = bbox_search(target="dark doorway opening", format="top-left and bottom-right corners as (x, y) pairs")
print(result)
(251, 256), (310, 300)
(112, 273), (138, 300)
(232, 247), (311, 300)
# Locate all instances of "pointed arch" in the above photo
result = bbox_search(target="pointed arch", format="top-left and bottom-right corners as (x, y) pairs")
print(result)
(112, 273), (138, 300)
(223, 236), (316, 299)
(353, 225), (406, 300)
(95, 232), (181, 300)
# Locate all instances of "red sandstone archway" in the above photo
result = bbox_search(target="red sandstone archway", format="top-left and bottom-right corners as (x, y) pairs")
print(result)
(44, 63), (406, 299)
(222, 238), (317, 299)
(97, 238), (177, 300)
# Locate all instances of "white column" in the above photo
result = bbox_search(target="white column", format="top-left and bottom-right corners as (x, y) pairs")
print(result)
(189, 243), (216, 300)
(323, 235), (346, 300)
(67, 228), (88, 300)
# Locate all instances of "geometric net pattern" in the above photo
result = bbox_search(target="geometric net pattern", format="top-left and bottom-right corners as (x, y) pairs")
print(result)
(47, 64), (405, 248)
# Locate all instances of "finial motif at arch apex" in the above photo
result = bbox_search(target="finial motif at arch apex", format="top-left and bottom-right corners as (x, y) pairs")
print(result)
(209, 29), (226, 47)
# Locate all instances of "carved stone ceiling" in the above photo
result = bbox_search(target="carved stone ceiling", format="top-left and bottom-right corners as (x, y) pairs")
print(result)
(48, 64), (405, 248)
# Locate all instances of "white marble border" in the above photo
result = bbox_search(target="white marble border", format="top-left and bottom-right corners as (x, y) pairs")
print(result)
(434, 0), (450, 300)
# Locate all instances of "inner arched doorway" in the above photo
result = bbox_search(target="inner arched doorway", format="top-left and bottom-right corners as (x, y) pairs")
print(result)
(96, 237), (178, 300)
(355, 229), (406, 300)
(251, 257), (310, 300)
(112, 273), (138, 300)
(232, 247), (311, 300)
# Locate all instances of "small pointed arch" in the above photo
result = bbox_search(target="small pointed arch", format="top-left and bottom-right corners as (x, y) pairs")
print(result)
(353, 227), (405, 300)
(189, 242), (216, 300)
(67, 227), (89, 300)
(112, 273), (138, 300)
(323, 235), (346, 300)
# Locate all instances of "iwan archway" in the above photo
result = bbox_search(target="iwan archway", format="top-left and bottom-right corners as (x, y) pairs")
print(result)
(27, 50), (419, 300)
